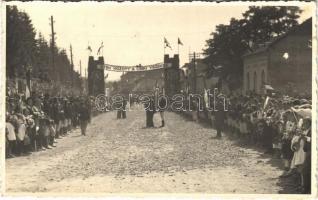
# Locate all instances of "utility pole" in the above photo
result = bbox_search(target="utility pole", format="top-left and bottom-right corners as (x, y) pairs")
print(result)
(189, 52), (203, 94)
(50, 16), (56, 82)
(193, 52), (197, 94)
(79, 60), (82, 76)
(70, 44), (74, 87)
(70, 44), (74, 70)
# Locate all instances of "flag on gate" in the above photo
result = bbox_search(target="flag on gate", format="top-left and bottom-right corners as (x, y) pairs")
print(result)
(178, 38), (183, 45)
(164, 37), (172, 50)
(97, 42), (104, 55)
(87, 45), (92, 52)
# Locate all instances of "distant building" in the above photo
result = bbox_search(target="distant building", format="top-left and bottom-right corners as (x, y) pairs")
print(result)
(182, 59), (220, 94)
(120, 68), (165, 94)
(242, 18), (312, 96)
(118, 54), (181, 96)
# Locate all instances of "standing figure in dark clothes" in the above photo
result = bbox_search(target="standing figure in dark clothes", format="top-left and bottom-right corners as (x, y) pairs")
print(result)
(122, 99), (127, 119)
(145, 96), (155, 128)
(214, 97), (225, 138)
(158, 96), (167, 127)
(116, 100), (122, 119)
(51, 98), (61, 139)
(78, 99), (91, 136)
(302, 118), (311, 194)
(117, 98), (127, 119)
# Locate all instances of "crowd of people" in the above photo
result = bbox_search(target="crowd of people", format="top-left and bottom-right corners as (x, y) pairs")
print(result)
(5, 90), (92, 158)
(209, 91), (311, 194)
(5, 85), (312, 193)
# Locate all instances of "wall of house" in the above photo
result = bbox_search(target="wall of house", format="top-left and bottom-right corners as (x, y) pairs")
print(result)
(268, 32), (312, 97)
(243, 53), (268, 94)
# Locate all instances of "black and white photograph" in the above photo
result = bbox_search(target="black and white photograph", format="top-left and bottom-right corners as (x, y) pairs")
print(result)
(3, 1), (316, 195)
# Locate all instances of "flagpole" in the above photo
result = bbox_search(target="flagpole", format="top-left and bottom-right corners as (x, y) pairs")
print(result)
(164, 38), (165, 56)
(178, 43), (179, 55)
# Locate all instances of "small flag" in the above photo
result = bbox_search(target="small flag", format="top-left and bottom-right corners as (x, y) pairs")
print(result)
(87, 45), (92, 52)
(164, 37), (172, 49)
(97, 42), (104, 55)
(178, 38), (183, 45)
(263, 96), (270, 110)
(25, 69), (31, 98)
(25, 85), (30, 99)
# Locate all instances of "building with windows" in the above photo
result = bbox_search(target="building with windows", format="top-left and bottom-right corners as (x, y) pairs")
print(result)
(242, 18), (312, 96)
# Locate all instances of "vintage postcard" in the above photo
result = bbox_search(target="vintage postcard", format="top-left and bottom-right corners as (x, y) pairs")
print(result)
(1, 1), (317, 197)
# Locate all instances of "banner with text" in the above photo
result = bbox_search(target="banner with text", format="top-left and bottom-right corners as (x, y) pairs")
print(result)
(98, 63), (172, 72)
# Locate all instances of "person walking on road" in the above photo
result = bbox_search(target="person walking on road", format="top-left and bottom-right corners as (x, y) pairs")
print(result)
(78, 99), (91, 136)
(214, 95), (226, 138)
(158, 96), (167, 127)
(145, 96), (155, 128)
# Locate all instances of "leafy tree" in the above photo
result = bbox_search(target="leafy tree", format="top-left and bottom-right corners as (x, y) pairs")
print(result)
(34, 33), (51, 80)
(6, 6), (82, 90)
(6, 5), (36, 78)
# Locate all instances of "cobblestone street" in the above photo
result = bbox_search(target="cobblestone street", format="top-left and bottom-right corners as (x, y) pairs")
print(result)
(6, 110), (290, 194)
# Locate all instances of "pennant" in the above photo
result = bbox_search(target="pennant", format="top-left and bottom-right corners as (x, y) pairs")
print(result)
(178, 38), (183, 45)
(87, 45), (92, 52)
(263, 96), (270, 110)
(25, 69), (31, 98)
(97, 42), (104, 55)
(164, 37), (172, 49)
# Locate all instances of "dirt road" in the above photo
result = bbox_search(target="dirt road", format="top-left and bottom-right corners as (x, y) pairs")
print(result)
(6, 110), (293, 194)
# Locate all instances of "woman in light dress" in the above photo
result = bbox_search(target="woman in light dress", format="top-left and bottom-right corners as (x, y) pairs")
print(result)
(290, 118), (311, 191)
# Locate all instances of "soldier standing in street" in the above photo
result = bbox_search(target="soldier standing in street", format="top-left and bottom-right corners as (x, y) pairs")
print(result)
(145, 96), (155, 128)
(78, 98), (91, 136)
(158, 95), (167, 127)
(214, 94), (226, 138)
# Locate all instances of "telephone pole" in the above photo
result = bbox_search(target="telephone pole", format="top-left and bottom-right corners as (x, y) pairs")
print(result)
(79, 60), (82, 76)
(70, 44), (74, 87)
(50, 16), (56, 82)
(189, 52), (203, 94)
(193, 52), (197, 94)
(70, 44), (74, 70)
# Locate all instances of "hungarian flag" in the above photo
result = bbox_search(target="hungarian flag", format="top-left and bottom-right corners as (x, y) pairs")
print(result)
(164, 37), (172, 49)
(178, 38), (183, 45)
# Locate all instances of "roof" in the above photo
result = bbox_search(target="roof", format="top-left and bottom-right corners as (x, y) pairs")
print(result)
(243, 17), (312, 58)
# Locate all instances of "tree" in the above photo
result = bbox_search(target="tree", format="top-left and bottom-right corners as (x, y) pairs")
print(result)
(203, 6), (302, 90)
(241, 6), (301, 45)
(34, 33), (51, 80)
(6, 6), (37, 78)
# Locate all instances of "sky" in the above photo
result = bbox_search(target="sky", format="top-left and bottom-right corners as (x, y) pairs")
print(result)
(7, 2), (314, 81)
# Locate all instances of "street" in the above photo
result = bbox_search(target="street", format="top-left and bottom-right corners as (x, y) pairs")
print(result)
(6, 109), (292, 194)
